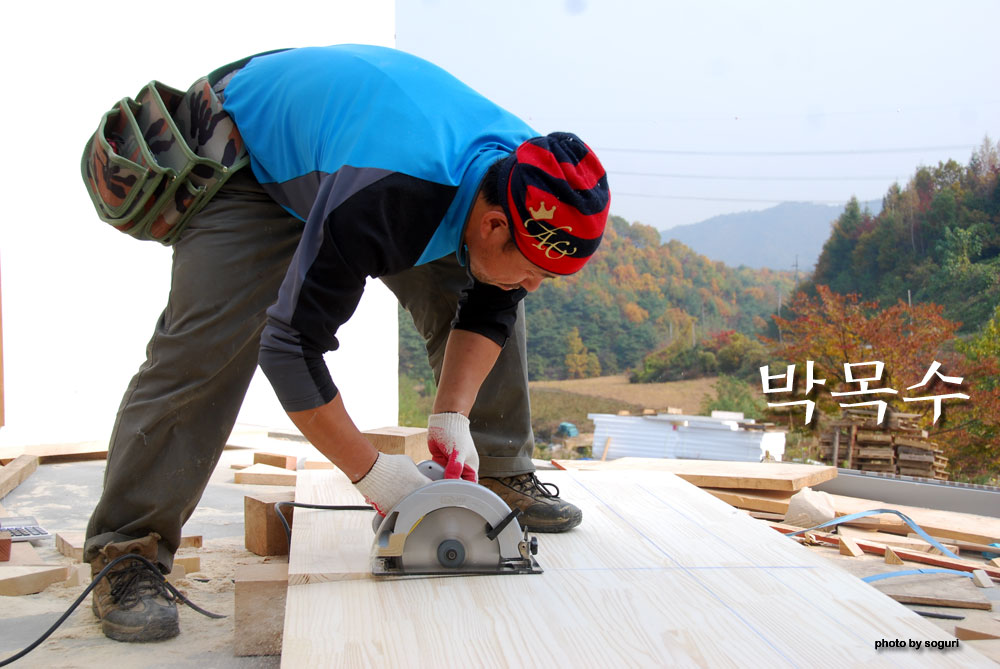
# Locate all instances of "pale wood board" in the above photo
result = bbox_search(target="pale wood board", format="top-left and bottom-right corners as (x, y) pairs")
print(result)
(282, 470), (990, 667)
(552, 457), (836, 491)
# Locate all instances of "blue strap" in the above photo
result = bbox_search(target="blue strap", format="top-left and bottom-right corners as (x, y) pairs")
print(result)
(785, 508), (961, 560)
(862, 568), (973, 583)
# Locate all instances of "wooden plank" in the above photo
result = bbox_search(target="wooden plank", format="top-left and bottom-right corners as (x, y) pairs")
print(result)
(0, 455), (39, 498)
(838, 527), (959, 555)
(235, 563), (289, 657)
(286, 468), (374, 585)
(885, 593), (993, 610)
(552, 458), (837, 491)
(0, 442), (107, 465)
(0, 565), (69, 596)
(282, 470), (992, 667)
(704, 487), (793, 515)
(0, 531), (9, 562)
(706, 484), (1000, 545)
(769, 524), (1000, 579)
(235, 463), (298, 486)
(254, 452), (298, 471)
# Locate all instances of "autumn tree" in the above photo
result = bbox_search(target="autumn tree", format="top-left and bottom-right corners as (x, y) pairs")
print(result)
(564, 327), (601, 379)
(766, 285), (960, 398)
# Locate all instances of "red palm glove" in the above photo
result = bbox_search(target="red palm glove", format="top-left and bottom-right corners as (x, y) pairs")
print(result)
(427, 412), (479, 482)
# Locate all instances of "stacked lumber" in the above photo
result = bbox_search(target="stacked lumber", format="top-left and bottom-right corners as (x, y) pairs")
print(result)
(820, 409), (948, 480)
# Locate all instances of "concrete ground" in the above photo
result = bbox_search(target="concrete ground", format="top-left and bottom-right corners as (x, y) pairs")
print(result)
(0, 428), (319, 668)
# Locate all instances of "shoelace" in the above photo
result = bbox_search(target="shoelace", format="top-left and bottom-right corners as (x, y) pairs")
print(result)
(107, 562), (175, 610)
(510, 473), (560, 498)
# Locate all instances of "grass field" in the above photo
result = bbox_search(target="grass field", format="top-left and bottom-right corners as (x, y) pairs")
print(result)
(530, 375), (717, 413)
(528, 375), (719, 441)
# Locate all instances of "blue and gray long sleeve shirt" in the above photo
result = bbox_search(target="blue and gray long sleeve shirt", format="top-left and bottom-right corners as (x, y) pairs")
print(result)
(221, 45), (535, 412)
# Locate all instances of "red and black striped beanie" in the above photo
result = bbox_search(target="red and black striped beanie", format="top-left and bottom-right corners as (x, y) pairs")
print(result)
(497, 132), (610, 275)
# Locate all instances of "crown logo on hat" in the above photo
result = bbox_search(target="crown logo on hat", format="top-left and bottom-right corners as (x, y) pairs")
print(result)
(528, 202), (556, 221)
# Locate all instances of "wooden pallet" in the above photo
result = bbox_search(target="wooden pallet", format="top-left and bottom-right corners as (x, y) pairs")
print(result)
(281, 470), (990, 667)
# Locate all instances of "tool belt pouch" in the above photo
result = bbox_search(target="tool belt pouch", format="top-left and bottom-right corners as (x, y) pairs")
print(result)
(81, 78), (249, 244)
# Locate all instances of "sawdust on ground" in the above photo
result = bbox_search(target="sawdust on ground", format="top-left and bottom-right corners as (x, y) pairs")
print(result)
(529, 374), (718, 414)
(0, 536), (281, 669)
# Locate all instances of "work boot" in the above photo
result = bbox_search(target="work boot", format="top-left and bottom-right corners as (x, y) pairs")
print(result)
(91, 533), (180, 642)
(479, 473), (582, 533)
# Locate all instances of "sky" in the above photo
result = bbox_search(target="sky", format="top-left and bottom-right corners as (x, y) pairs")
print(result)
(397, 0), (1000, 230)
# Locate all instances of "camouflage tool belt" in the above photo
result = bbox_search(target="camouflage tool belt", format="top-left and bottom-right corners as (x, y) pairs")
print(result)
(81, 78), (249, 244)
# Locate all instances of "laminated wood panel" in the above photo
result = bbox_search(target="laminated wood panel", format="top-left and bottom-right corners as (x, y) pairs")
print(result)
(553, 457), (836, 491)
(281, 470), (991, 667)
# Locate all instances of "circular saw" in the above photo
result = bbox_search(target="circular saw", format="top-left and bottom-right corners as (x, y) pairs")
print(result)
(371, 463), (542, 577)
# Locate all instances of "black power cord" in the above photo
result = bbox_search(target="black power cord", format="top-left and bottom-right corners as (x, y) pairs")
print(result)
(273, 501), (374, 544)
(0, 553), (225, 667)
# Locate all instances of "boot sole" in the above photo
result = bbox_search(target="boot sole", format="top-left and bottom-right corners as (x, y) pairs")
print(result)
(102, 618), (180, 643)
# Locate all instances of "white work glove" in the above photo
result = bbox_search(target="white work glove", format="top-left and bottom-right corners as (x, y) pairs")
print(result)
(427, 412), (480, 482)
(354, 453), (432, 516)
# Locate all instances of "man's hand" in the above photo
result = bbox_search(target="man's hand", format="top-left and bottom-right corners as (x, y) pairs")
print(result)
(427, 412), (480, 482)
(353, 453), (433, 516)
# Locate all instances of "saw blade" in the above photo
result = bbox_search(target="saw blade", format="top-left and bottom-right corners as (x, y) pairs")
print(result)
(399, 506), (501, 572)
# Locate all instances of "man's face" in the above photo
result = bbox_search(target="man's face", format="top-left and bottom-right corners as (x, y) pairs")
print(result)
(468, 239), (557, 293)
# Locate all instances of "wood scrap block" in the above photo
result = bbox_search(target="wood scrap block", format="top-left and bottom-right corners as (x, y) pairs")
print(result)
(178, 535), (203, 549)
(174, 556), (201, 573)
(0, 530), (10, 562)
(971, 569), (994, 588)
(254, 452), (298, 470)
(55, 531), (84, 561)
(235, 463), (297, 486)
(303, 460), (335, 470)
(0, 565), (69, 595)
(838, 536), (864, 557)
(234, 563), (289, 657)
(231, 463), (250, 470)
(0, 454), (39, 498)
(65, 563), (91, 587)
(955, 620), (1000, 641)
(362, 426), (430, 462)
(884, 546), (904, 564)
(245, 491), (295, 556)
(166, 564), (186, 583)
(990, 557), (1000, 568)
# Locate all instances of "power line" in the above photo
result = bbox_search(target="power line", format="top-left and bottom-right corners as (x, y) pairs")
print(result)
(615, 192), (859, 205)
(611, 170), (901, 181)
(596, 144), (977, 157)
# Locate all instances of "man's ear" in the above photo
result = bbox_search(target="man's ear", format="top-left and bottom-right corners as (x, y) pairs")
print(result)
(479, 208), (510, 240)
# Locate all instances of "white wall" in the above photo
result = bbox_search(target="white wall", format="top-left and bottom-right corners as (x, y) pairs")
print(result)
(0, 1), (398, 445)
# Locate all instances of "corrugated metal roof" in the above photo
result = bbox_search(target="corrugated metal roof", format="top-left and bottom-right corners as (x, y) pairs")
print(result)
(587, 413), (786, 462)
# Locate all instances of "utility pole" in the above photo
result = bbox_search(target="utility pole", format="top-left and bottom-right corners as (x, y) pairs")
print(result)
(793, 255), (799, 286)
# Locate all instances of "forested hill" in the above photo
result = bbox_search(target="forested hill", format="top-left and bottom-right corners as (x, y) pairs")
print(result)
(662, 200), (881, 272)
(397, 217), (794, 384)
(803, 137), (1000, 333)
(521, 216), (794, 380)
